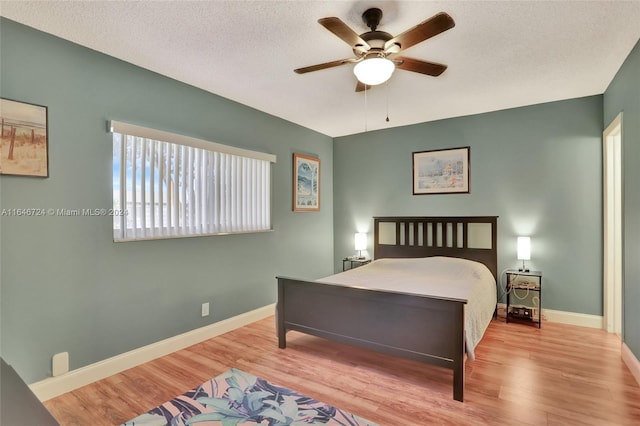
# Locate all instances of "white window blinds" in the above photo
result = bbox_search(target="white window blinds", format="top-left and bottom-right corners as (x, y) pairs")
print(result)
(110, 121), (276, 242)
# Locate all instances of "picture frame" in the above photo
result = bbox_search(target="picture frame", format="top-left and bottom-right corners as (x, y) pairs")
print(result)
(413, 147), (470, 195)
(0, 97), (49, 177)
(293, 152), (320, 212)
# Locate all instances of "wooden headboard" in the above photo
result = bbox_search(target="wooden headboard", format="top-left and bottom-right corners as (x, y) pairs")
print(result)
(373, 216), (498, 279)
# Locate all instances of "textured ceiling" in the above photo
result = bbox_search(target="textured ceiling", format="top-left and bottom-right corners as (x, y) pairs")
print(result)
(1, 1), (639, 137)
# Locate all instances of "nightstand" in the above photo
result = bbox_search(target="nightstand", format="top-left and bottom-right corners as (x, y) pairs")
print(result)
(505, 269), (542, 328)
(342, 257), (371, 271)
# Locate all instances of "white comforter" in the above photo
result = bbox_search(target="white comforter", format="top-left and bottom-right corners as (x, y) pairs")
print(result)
(319, 256), (496, 360)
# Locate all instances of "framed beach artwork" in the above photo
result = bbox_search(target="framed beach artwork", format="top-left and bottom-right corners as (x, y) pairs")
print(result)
(0, 98), (49, 177)
(413, 147), (470, 195)
(293, 153), (320, 212)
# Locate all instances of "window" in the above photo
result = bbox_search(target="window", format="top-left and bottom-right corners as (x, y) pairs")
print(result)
(110, 121), (276, 242)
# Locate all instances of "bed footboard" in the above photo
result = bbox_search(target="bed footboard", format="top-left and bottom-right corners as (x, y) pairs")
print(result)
(276, 276), (467, 401)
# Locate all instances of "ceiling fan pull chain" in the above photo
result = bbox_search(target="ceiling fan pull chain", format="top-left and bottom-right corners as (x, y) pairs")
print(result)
(364, 83), (368, 132)
(386, 80), (390, 122)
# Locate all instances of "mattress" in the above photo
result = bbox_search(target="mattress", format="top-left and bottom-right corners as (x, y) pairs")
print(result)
(319, 256), (497, 360)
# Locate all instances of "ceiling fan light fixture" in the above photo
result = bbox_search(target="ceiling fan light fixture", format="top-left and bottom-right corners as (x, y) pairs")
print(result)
(353, 57), (395, 86)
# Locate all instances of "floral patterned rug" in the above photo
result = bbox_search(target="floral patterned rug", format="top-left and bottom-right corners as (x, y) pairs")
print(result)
(122, 368), (378, 426)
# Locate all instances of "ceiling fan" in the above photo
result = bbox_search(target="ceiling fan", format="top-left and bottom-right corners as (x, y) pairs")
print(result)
(294, 8), (455, 92)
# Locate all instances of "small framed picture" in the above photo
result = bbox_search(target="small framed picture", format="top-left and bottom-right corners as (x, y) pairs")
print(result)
(413, 147), (469, 195)
(293, 153), (320, 212)
(0, 98), (49, 177)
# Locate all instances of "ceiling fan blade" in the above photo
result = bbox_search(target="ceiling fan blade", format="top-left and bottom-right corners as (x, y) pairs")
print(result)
(294, 58), (357, 74)
(319, 17), (370, 54)
(355, 81), (371, 92)
(384, 12), (455, 53)
(394, 56), (448, 76)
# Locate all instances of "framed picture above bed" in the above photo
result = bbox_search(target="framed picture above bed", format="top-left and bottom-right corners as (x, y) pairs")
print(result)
(292, 152), (320, 212)
(0, 98), (49, 177)
(413, 146), (469, 195)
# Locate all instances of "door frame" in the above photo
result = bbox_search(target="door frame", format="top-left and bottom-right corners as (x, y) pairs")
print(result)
(603, 112), (623, 335)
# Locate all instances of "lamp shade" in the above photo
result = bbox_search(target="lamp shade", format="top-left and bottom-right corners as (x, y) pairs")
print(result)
(517, 236), (531, 260)
(353, 57), (395, 86)
(354, 232), (367, 251)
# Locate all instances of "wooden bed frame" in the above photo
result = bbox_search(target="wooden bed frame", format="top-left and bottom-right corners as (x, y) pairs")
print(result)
(276, 216), (498, 402)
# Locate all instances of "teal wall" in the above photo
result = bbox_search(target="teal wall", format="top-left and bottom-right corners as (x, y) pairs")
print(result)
(604, 39), (640, 359)
(2, 16), (634, 385)
(0, 19), (334, 383)
(333, 96), (604, 315)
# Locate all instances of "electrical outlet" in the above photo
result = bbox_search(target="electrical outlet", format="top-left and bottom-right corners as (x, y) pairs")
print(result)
(201, 302), (210, 317)
(496, 304), (507, 318)
(52, 352), (69, 376)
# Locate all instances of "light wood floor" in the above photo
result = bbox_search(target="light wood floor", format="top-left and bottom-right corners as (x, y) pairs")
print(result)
(45, 317), (640, 425)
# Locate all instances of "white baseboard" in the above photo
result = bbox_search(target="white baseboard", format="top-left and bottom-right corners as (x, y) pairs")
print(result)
(496, 303), (603, 329)
(622, 342), (640, 386)
(29, 304), (275, 402)
(542, 307), (603, 329)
